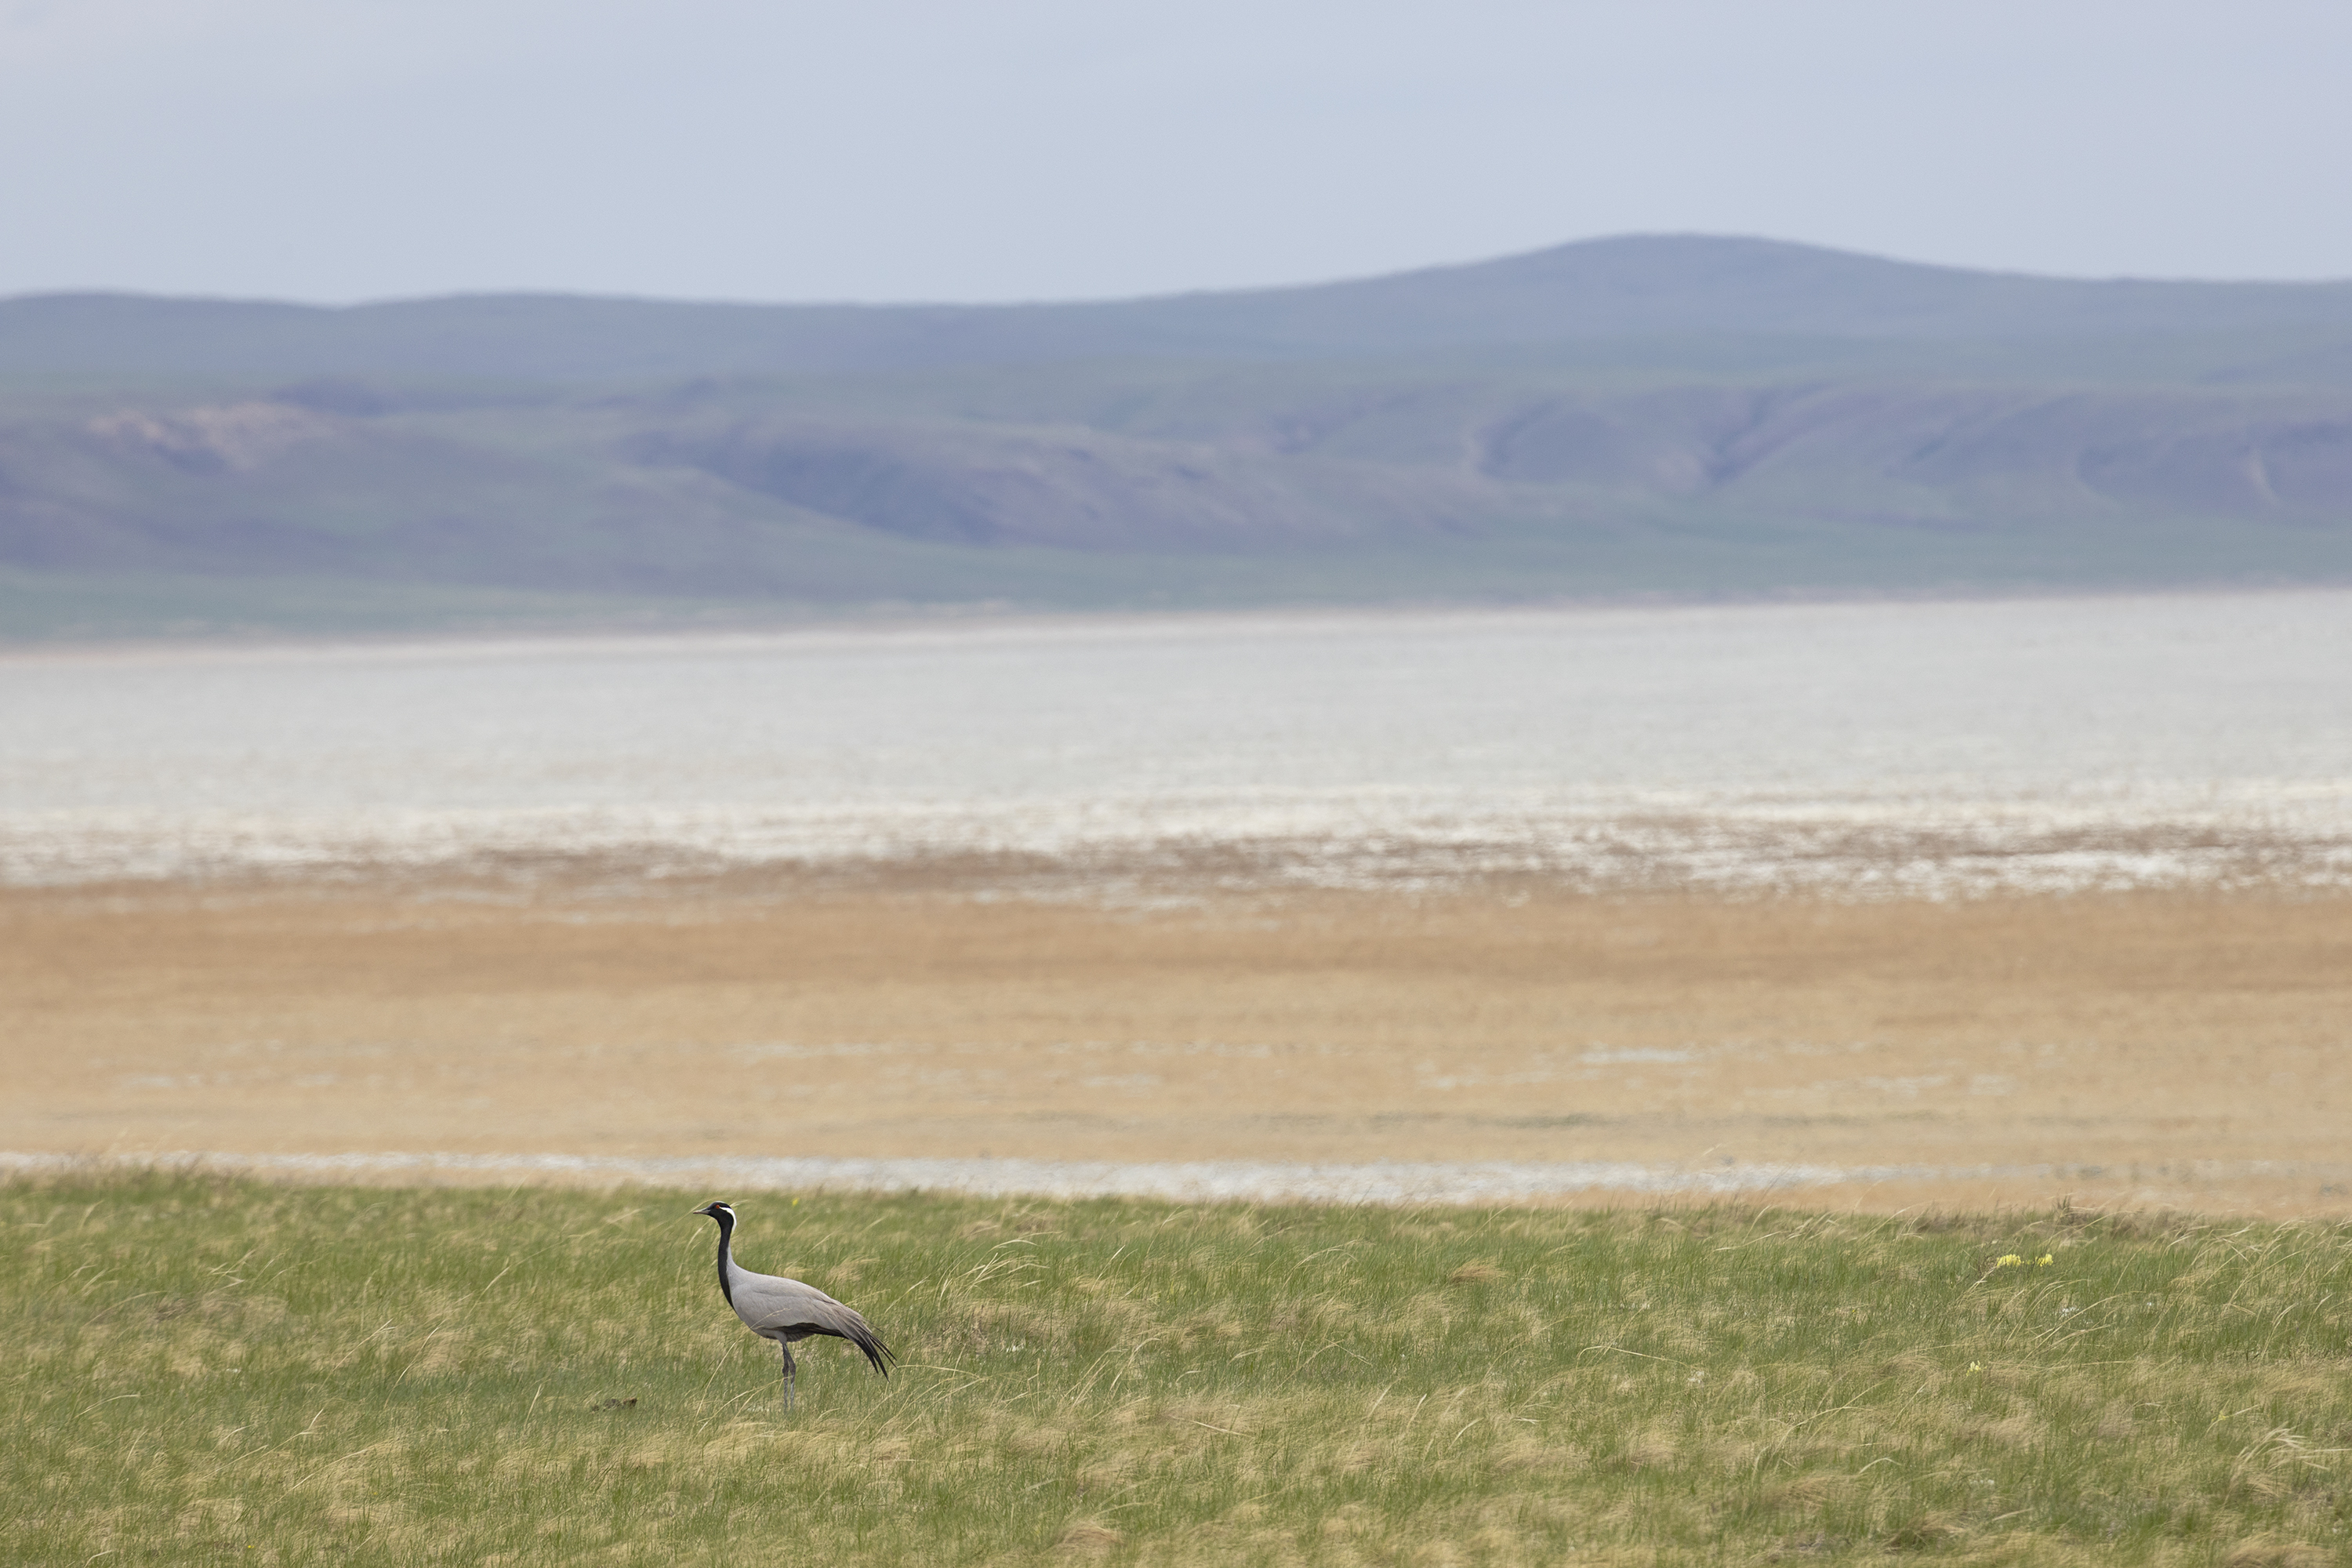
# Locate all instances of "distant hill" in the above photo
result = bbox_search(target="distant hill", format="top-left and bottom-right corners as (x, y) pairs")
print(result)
(3, 235), (2350, 638)
(12, 235), (2352, 382)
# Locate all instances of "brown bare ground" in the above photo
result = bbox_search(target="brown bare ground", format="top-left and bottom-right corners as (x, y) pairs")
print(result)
(5, 869), (2350, 1215)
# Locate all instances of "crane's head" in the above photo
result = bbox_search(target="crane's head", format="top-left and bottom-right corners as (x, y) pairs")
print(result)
(692, 1200), (735, 1225)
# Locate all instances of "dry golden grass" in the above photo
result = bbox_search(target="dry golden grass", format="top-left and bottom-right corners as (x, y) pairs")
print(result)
(13, 1174), (2352, 1564)
(4, 871), (2349, 1214)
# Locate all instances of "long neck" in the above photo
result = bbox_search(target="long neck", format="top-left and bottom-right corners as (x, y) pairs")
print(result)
(711, 1211), (736, 1307)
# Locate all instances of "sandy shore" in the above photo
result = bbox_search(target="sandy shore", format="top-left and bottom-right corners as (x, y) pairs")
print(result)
(5, 869), (2348, 1215)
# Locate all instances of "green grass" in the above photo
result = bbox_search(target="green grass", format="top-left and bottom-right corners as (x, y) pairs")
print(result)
(9, 1174), (2352, 1565)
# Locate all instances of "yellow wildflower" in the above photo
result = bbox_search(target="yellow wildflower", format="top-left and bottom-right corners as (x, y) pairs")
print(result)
(2037, 1254), (2053, 1266)
(1994, 1254), (2024, 1268)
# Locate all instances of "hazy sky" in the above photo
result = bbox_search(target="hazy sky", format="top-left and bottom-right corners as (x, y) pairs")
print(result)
(4, 1), (2348, 304)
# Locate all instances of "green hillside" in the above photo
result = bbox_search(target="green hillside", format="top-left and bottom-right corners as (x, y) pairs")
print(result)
(5, 236), (2351, 637)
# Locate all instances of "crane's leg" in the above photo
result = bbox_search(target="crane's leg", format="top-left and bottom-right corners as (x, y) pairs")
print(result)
(779, 1340), (797, 1413)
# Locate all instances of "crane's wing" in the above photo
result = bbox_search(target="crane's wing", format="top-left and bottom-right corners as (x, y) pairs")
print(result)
(733, 1272), (895, 1374)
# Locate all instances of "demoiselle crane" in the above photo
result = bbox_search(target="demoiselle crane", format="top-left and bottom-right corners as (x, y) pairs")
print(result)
(691, 1200), (893, 1410)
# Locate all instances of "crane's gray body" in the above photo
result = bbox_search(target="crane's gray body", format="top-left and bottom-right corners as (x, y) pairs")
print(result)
(694, 1200), (891, 1410)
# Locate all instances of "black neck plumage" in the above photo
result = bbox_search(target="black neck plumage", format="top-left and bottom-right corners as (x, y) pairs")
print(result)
(710, 1207), (737, 1308)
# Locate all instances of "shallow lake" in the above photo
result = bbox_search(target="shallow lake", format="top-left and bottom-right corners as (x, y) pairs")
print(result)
(5, 590), (2349, 892)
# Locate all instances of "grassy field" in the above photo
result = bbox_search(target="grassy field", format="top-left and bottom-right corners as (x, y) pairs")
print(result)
(9, 1174), (2352, 1565)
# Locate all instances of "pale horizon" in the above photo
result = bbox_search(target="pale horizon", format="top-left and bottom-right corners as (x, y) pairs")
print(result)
(5, 1), (2350, 307)
(14, 229), (2352, 314)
